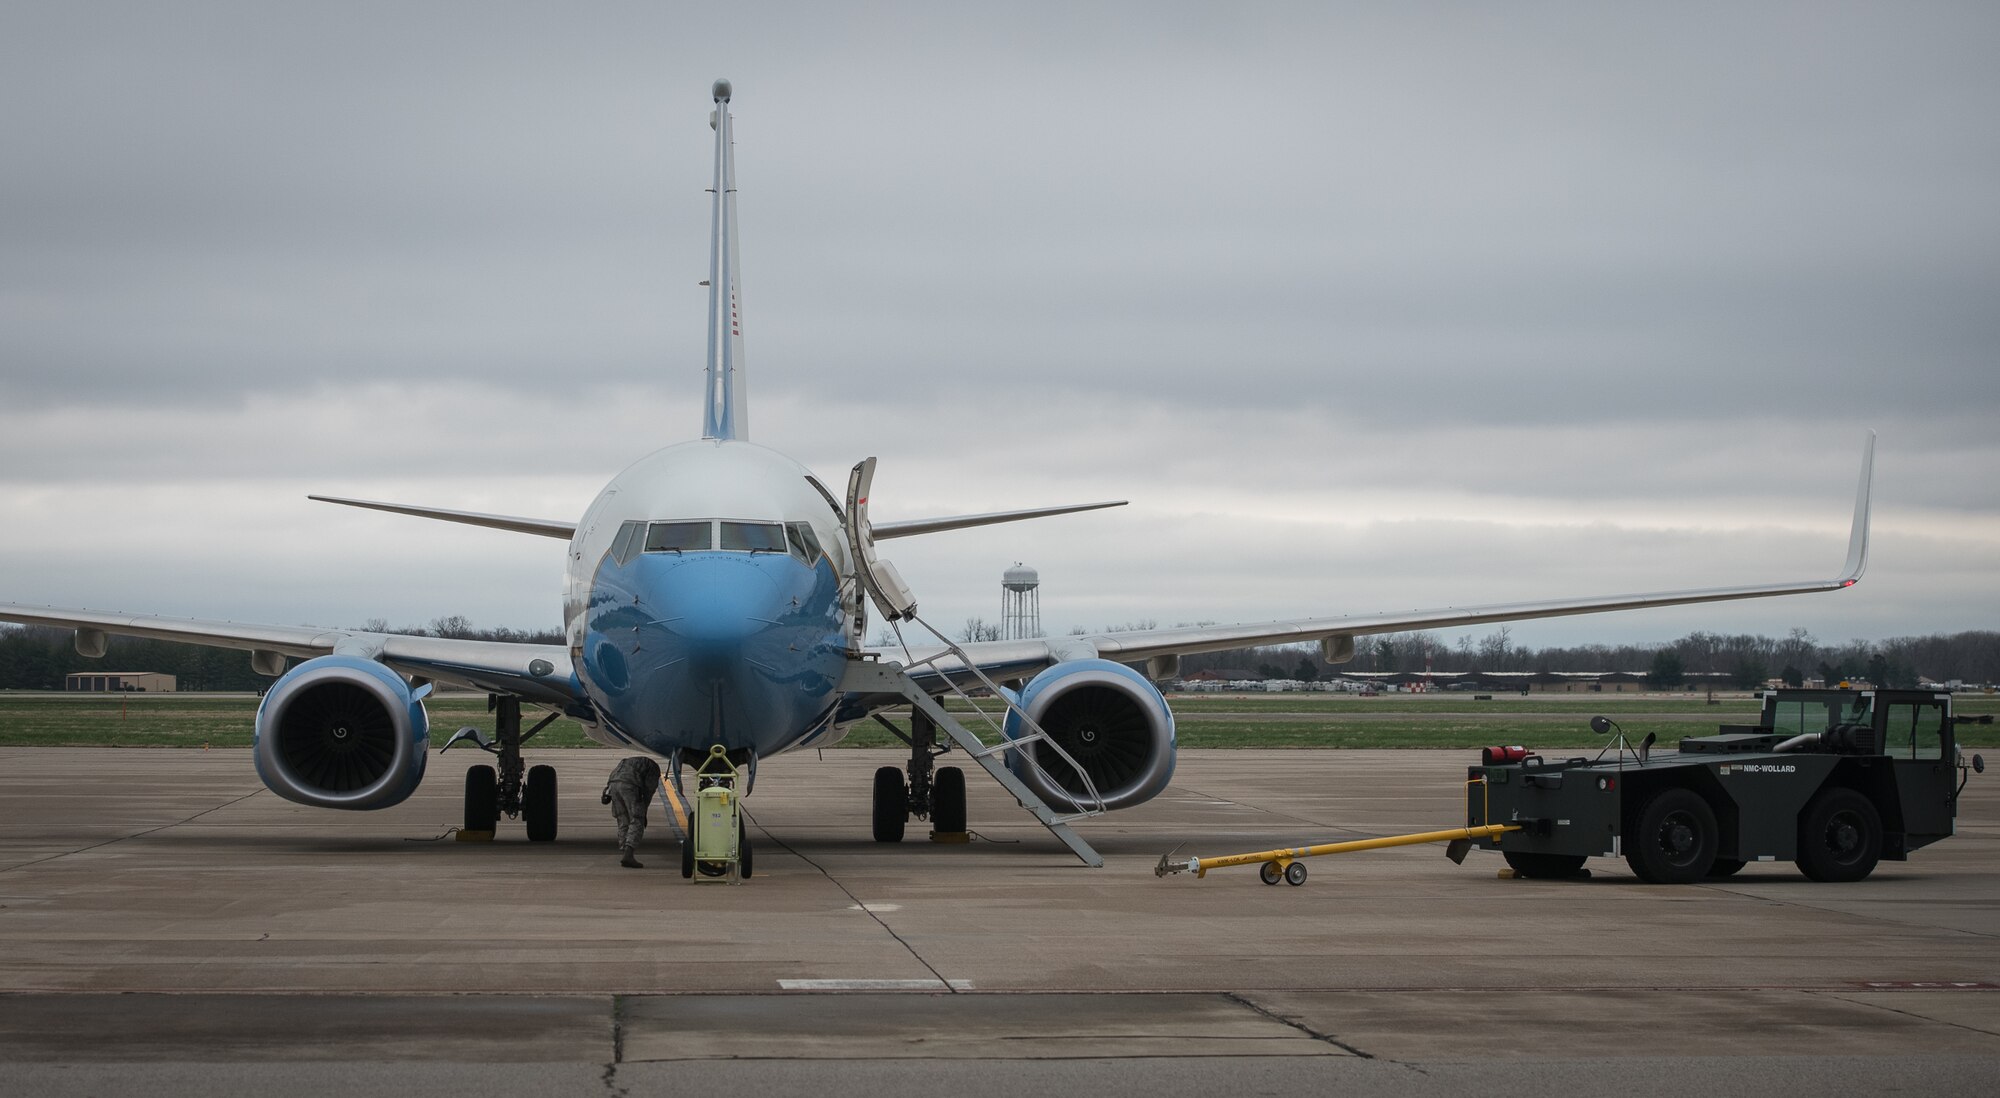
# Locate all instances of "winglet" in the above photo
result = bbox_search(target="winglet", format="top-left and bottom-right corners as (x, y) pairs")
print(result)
(1839, 430), (1875, 585)
(702, 78), (748, 441)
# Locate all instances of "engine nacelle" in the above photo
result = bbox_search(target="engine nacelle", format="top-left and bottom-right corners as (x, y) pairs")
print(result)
(253, 655), (430, 810)
(1003, 659), (1176, 813)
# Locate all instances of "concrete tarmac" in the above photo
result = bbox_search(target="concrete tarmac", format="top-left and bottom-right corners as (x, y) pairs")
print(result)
(1, 746), (1995, 1095)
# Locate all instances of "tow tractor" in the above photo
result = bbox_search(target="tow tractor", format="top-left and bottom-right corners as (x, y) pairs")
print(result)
(1158, 688), (1984, 885)
(1466, 688), (1986, 883)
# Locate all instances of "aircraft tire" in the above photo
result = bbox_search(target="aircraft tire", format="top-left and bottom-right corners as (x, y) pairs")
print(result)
(872, 766), (908, 843)
(524, 764), (558, 842)
(1706, 858), (1747, 878)
(464, 765), (498, 833)
(931, 767), (967, 833)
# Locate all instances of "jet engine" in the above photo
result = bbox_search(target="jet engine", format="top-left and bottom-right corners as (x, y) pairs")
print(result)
(1003, 658), (1176, 813)
(252, 655), (430, 810)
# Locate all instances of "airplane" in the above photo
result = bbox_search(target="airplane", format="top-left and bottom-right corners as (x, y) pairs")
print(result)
(0, 80), (1875, 866)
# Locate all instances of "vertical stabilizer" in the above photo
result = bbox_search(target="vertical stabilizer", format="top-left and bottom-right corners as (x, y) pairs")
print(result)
(703, 79), (748, 440)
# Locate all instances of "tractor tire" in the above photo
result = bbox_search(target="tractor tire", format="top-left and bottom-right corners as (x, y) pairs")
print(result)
(1625, 787), (1718, 884)
(1796, 787), (1882, 882)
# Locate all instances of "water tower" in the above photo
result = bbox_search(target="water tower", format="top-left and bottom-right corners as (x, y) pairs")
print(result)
(1001, 562), (1040, 640)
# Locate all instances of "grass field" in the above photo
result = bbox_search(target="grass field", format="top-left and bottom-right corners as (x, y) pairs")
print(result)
(4, 691), (1995, 750)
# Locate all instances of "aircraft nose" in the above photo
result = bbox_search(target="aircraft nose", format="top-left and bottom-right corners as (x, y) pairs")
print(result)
(652, 557), (788, 657)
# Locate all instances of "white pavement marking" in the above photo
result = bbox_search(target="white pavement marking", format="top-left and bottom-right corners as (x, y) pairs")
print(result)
(778, 979), (974, 991)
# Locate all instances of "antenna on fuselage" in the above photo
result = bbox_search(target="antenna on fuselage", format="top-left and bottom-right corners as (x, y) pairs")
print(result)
(702, 78), (748, 441)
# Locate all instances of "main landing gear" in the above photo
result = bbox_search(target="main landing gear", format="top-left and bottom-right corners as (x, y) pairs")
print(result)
(443, 694), (561, 841)
(870, 701), (967, 843)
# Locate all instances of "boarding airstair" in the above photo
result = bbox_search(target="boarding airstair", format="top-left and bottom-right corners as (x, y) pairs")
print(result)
(839, 458), (1106, 867)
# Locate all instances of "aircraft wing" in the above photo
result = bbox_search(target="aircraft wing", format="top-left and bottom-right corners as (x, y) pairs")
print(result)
(905, 432), (1875, 680)
(307, 496), (577, 540)
(0, 604), (583, 708)
(873, 501), (1127, 539)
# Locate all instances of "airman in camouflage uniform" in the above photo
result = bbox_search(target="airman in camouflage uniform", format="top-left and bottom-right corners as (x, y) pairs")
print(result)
(601, 755), (663, 868)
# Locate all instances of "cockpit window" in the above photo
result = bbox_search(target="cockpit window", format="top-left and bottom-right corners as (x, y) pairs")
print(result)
(610, 520), (645, 565)
(719, 521), (787, 553)
(786, 521), (824, 564)
(645, 521), (713, 552)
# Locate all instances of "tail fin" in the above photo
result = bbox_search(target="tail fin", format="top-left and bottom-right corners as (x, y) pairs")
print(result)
(702, 79), (748, 441)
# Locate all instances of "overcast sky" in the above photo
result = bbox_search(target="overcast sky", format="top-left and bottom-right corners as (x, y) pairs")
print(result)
(3, 2), (1995, 654)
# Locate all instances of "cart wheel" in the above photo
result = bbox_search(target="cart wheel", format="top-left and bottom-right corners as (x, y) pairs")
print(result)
(1259, 861), (1282, 886)
(1284, 861), (1308, 886)
(680, 812), (695, 879)
(739, 816), (753, 879)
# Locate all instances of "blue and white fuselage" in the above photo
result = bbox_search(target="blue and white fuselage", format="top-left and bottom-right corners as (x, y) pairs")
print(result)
(562, 439), (855, 760)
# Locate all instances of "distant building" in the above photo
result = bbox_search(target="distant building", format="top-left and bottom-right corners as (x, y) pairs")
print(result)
(65, 672), (176, 692)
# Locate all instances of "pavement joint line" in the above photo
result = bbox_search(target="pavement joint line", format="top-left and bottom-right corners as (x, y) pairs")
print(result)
(778, 979), (974, 990)
(1695, 881), (2000, 940)
(609, 992), (625, 1064)
(746, 812), (958, 993)
(9, 984), (1992, 997)
(0, 786), (265, 876)
(1172, 782), (1358, 832)
(1816, 990), (2000, 1039)
(1223, 991), (1375, 1060)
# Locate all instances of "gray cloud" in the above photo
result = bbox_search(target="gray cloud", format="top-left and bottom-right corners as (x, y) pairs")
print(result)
(2, 2), (1996, 645)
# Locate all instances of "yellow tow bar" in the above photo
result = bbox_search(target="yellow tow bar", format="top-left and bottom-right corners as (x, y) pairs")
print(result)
(1154, 823), (1521, 886)
(1156, 776), (1520, 886)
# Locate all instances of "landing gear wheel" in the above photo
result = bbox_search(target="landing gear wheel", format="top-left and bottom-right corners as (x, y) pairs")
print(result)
(523, 764), (558, 842)
(1707, 858), (1747, 878)
(1625, 787), (1718, 884)
(739, 816), (753, 879)
(931, 766), (967, 834)
(872, 766), (908, 843)
(464, 765), (498, 832)
(1796, 787), (1882, 882)
(1259, 861), (1283, 886)
(1284, 861), (1308, 886)
(1504, 851), (1589, 880)
(681, 813), (695, 879)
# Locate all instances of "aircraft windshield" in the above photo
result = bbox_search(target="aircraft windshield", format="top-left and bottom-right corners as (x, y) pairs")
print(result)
(785, 521), (823, 563)
(719, 521), (787, 553)
(645, 521), (713, 552)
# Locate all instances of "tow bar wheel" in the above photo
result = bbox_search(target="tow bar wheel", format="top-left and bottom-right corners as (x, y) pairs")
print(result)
(1257, 859), (1309, 886)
